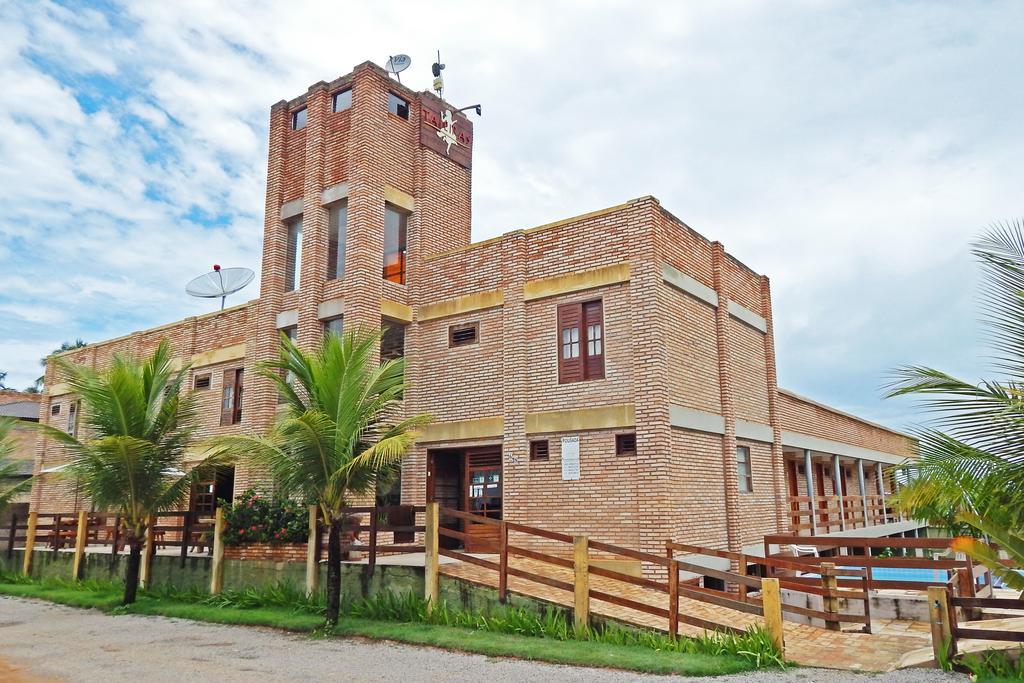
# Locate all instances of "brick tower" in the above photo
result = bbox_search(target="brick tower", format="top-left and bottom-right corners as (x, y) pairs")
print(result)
(235, 61), (476, 491)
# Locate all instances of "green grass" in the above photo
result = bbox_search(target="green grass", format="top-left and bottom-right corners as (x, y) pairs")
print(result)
(0, 575), (768, 677)
(334, 619), (751, 676)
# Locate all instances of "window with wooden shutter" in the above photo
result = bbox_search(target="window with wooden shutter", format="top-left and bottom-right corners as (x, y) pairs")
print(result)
(736, 446), (753, 492)
(557, 299), (605, 383)
(583, 299), (605, 380)
(221, 368), (244, 426)
(193, 373), (211, 391)
(449, 322), (478, 347)
(529, 440), (549, 461)
(615, 433), (636, 456)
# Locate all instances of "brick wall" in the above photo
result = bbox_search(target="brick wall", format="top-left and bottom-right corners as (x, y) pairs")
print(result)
(28, 60), (914, 566)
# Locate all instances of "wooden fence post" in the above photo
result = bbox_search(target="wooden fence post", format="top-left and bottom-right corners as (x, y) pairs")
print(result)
(22, 511), (37, 576)
(498, 521), (508, 603)
(305, 505), (319, 598)
(737, 553), (748, 601)
(179, 510), (192, 569)
(928, 585), (955, 664)
(368, 506), (379, 576)
(424, 502), (439, 612)
(573, 535), (590, 634)
(72, 510), (88, 580)
(6, 513), (17, 559)
(209, 507), (225, 595)
(668, 559), (679, 640)
(109, 514), (121, 571)
(820, 562), (840, 631)
(52, 514), (61, 552)
(761, 577), (786, 656)
(140, 515), (155, 589)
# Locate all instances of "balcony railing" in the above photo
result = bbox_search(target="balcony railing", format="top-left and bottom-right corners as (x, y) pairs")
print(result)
(786, 494), (899, 535)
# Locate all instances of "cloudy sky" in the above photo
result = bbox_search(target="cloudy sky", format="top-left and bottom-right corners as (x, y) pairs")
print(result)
(0, 1), (1021, 429)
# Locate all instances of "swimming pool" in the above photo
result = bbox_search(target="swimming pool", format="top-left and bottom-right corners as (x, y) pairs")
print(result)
(800, 566), (949, 582)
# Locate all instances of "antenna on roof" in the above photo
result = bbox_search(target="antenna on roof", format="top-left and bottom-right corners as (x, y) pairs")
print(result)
(431, 50), (445, 97)
(386, 54), (411, 84)
(186, 264), (255, 310)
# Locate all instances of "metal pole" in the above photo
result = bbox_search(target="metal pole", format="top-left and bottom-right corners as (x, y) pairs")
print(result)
(832, 455), (846, 532)
(876, 462), (888, 523)
(857, 459), (869, 528)
(804, 449), (817, 535)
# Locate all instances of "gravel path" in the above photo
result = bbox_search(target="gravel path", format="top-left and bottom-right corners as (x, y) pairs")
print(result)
(0, 597), (966, 682)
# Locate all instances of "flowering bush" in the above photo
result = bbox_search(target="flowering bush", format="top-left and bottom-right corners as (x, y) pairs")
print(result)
(221, 489), (307, 546)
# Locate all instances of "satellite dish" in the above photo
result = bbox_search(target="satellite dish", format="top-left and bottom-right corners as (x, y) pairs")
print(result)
(386, 54), (411, 82)
(186, 264), (255, 310)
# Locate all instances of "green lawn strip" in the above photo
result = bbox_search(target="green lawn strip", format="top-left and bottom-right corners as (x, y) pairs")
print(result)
(126, 599), (325, 632)
(333, 619), (752, 677)
(0, 583), (753, 677)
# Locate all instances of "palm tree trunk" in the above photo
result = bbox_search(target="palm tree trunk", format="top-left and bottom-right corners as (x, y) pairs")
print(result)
(326, 518), (342, 624)
(123, 537), (143, 605)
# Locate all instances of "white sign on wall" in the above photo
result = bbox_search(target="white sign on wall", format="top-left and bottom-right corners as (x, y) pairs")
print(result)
(561, 436), (580, 481)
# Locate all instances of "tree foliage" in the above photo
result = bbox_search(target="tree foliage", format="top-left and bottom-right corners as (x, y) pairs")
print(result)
(209, 329), (431, 623)
(35, 338), (231, 603)
(887, 221), (1024, 593)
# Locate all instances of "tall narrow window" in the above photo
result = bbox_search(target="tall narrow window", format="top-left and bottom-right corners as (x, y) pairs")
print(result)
(387, 92), (409, 119)
(323, 316), (344, 337)
(67, 401), (79, 437)
(557, 299), (605, 383)
(381, 322), (406, 361)
(284, 217), (302, 291)
(220, 368), (244, 426)
(327, 201), (348, 280)
(736, 446), (753, 493)
(279, 327), (298, 404)
(383, 205), (407, 284)
(332, 89), (352, 113)
(291, 107), (307, 130)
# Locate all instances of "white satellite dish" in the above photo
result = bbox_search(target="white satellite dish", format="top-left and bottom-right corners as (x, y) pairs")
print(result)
(386, 54), (411, 82)
(186, 265), (255, 310)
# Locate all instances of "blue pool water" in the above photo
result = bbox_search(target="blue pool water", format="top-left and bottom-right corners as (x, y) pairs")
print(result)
(801, 567), (949, 582)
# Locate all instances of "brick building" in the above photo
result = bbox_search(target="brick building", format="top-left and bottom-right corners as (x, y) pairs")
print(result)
(30, 61), (920, 560)
(1, 390), (41, 534)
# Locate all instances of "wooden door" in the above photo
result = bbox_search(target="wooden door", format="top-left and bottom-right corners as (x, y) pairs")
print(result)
(427, 450), (463, 550)
(463, 447), (502, 553)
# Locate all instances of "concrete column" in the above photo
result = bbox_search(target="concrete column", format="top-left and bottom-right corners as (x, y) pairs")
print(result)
(832, 454), (846, 531)
(876, 462), (887, 523)
(857, 459), (869, 528)
(804, 449), (817, 535)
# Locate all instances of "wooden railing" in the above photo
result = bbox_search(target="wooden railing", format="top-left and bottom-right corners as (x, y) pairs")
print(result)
(7, 511), (211, 571)
(428, 505), (786, 652)
(763, 534), (992, 595)
(786, 494), (898, 535)
(928, 572), (1024, 664)
(667, 541), (872, 633)
(312, 505), (426, 574)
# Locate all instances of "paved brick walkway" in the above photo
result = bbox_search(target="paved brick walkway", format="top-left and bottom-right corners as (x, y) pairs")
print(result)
(440, 555), (934, 671)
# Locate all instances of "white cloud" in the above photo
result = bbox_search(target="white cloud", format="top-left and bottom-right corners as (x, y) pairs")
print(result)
(0, 0), (1021, 428)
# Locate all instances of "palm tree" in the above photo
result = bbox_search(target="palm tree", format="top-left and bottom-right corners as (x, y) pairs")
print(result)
(886, 221), (1024, 593)
(0, 418), (34, 513)
(209, 330), (431, 624)
(38, 339), (230, 604)
(35, 339), (88, 391)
